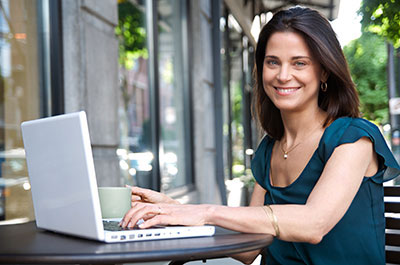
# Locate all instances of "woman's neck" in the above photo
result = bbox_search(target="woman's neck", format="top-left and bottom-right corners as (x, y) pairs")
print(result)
(280, 108), (327, 146)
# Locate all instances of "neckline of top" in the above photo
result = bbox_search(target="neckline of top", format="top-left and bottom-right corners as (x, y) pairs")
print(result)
(266, 117), (352, 189)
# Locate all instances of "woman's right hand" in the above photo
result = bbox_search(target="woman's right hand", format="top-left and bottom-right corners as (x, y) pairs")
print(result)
(127, 185), (180, 205)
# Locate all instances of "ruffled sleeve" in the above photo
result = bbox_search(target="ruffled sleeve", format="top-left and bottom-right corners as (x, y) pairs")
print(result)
(251, 135), (273, 190)
(317, 117), (400, 183)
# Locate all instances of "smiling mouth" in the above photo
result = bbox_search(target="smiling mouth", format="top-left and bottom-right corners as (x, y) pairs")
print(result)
(274, 87), (299, 94)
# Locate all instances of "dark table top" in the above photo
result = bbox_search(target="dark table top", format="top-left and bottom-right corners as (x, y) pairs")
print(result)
(0, 221), (273, 264)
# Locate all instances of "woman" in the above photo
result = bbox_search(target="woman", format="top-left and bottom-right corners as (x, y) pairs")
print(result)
(121, 6), (400, 265)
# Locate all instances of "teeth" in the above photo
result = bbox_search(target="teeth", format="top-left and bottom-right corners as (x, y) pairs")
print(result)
(276, 87), (297, 93)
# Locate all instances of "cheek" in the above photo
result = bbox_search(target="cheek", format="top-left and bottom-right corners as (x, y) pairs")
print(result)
(262, 70), (274, 93)
(305, 75), (321, 92)
(262, 68), (272, 85)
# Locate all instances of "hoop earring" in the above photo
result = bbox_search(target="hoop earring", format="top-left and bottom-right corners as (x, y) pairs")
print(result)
(321, 82), (328, 92)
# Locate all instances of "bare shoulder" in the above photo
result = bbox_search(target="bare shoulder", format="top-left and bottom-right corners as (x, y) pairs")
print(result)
(331, 136), (378, 177)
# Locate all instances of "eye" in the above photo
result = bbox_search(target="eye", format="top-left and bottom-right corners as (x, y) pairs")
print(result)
(265, 59), (279, 67)
(294, 61), (306, 67)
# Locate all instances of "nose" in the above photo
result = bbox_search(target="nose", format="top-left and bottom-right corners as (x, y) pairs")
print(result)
(277, 64), (292, 83)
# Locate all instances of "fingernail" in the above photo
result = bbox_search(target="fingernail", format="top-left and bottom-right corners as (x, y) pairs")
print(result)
(139, 223), (145, 228)
(127, 222), (132, 228)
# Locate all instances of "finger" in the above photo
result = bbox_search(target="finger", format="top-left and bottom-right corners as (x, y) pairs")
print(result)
(126, 204), (162, 229)
(138, 211), (183, 228)
(131, 195), (142, 201)
(126, 206), (156, 228)
(126, 185), (143, 196)
(120, 202), (146, 228)
(129, 186), (148, 197)
(126, 185), (148, 201)
(141, 213), (157, 220)
(138, 214), (166, 228)
(120, 206), (136, 227)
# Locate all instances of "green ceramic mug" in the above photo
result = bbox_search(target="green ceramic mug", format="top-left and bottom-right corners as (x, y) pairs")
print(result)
(98, 187), (131, 219)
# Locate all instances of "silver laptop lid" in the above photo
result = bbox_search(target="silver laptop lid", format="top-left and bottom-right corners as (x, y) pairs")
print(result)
(21, 111), (104, 241)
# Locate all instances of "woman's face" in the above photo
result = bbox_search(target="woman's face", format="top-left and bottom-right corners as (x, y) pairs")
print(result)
(262, 31), (327, 113)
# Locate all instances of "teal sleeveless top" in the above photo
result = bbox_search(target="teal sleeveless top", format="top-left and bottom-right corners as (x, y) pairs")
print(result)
(251, 117), (400, 265)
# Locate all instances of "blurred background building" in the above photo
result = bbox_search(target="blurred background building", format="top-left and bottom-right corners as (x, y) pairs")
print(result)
(5, 0), (397, 228)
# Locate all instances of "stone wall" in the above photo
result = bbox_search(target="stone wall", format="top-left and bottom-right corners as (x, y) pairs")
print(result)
(62, 0), (120, 187)
(189, 0), (222, 204)
(61, 0), (223, 203)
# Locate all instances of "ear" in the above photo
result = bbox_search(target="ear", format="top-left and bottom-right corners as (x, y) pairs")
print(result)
(321, 69), (329, 83)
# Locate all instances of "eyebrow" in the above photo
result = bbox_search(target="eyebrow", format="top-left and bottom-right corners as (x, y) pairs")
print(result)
(264, 55), (312, 60)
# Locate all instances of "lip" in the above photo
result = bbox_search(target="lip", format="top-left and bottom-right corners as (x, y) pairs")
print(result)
(274, 86), (300, 95)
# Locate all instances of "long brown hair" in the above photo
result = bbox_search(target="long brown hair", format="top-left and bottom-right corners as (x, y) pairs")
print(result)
(254, 6), (360, 140)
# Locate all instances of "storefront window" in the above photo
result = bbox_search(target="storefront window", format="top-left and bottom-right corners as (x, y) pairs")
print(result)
(157, 0), (192, 192)
(117, 0), (192, 192)
(221, 13), (246, 180)
(0, 0), (50, 222)
(116, 0), (154, 189)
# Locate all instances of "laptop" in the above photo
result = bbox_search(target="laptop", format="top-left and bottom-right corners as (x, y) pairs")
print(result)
(21, 111), (215, 243)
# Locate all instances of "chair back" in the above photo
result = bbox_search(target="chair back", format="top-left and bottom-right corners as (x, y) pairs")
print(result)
(385, 186), (400, 264)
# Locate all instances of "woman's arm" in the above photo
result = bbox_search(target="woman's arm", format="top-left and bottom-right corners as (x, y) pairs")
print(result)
(230, 183), (267, 264)
(201, 137), (377, 243)
(271, 136), (378, 243)
(122, 137), (377, 244)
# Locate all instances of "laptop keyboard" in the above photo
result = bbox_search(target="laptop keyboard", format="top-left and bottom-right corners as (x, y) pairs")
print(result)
(103, 220), (167, 231)
(103, 220), (134, 231)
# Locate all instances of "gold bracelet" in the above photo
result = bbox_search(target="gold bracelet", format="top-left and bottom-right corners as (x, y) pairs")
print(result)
(261, 205), (280, 238)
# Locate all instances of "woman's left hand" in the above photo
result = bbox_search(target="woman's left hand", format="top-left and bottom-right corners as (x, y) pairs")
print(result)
(120, 202), (211, 229)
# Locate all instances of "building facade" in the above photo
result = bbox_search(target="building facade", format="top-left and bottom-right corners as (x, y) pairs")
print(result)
(0, 0), (257, 221)
(0, 0), (339, 223)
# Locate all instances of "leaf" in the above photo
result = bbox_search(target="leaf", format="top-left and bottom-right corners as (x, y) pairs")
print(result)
(344, 32), (388, 124)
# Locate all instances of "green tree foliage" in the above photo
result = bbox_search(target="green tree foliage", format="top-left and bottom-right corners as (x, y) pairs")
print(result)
(232, 81), (245, 173)
(343, 32), (388, 124)
(359, 0), (400, 47)
(115, 0), (148, 69)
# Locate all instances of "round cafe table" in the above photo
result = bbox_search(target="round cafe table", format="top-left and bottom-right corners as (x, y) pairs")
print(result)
(0, 221), (273, 264)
